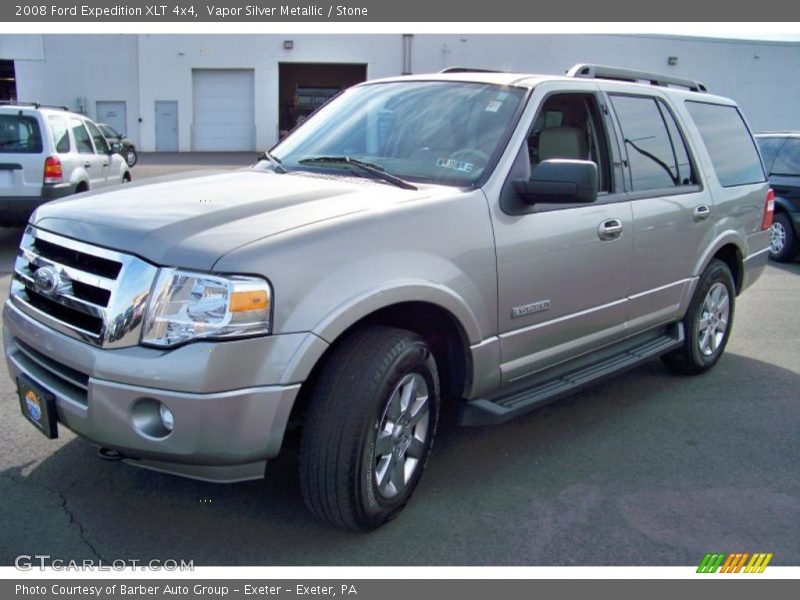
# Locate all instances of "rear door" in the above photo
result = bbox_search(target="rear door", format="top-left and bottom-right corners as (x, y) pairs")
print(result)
(69, 117), (103, 189)
(0, 110), (45, 199)
(84, 120), (114, 186)
(604, 89), (713, 334)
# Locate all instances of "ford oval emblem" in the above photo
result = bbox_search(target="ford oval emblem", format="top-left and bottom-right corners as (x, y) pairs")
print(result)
(33, 266), (60, 296)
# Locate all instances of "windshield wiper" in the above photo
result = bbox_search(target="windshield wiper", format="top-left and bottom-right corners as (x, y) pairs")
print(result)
(257, 151), (286, 173)
(298, 156), (418, 190)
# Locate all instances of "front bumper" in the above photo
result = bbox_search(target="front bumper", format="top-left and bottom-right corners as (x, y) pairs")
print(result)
(3, 300), (327, 482)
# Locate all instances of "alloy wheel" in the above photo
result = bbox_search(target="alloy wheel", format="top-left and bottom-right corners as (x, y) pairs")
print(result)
(373, 372), (430, 499)
(697, 282), (730, 357)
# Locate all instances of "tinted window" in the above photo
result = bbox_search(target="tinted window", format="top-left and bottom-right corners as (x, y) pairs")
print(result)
(48, 116), (71, 153)
(85, 121), (109, 153)
(685, 101), (765, 187)
(769, 138), (800, 176)
(70, 119), (94, 154)
(610, 95), (695, 191)
(755, 136), (786, 173)
(0, 114), (43, 154)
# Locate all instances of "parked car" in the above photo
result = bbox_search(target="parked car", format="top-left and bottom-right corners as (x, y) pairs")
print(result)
(4, 65), (771, 531)
(755, 132), (800, 261)
(97, 122), (138, 167)
(0, 102), (131, 226)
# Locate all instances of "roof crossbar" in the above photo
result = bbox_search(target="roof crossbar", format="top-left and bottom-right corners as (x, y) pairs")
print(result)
(567, 64), (708, 92)
(439, 67), (504, 74)
(0, 101), (70, 110)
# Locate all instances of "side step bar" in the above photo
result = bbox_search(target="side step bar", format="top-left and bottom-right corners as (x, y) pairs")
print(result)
(458, 323), (684, 426)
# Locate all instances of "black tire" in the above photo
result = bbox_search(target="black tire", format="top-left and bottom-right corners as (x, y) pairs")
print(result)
(769, 212), (799, 262)
(662, 259), (735, 375)
(299, 325), (440, 531)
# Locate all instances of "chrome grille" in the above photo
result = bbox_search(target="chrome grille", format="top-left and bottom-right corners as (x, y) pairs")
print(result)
(10, 226), (159, 348)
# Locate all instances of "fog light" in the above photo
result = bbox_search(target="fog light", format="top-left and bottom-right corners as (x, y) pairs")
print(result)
(159, 403), (175, 432)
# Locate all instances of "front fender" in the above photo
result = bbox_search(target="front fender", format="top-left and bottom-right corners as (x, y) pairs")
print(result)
(310, 279), (484, 345)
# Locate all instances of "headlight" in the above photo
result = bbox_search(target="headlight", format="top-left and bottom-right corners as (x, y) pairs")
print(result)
(141, 269), (271, 348)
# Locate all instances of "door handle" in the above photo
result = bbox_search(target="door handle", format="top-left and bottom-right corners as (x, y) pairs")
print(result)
(693, 204), (711, 222)
(102, 161), (109, 167)
(83, 161), (91, 168)
(598, 218), (623, 240)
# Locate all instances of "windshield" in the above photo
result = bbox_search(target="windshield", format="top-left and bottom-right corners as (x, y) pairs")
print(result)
(99, 124), (119, 138)
(271, 81), (527, 186)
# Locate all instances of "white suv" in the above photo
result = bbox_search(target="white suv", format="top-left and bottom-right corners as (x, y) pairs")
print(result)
(0, 103), (131, 226)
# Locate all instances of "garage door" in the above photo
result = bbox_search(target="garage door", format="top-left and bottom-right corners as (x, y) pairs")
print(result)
(192, 69), (255, 151)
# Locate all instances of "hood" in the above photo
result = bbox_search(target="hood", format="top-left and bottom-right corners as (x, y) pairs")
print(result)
(33, 169), (429, 270)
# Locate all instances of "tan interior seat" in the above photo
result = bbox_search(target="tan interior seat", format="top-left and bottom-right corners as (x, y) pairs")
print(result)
(538, 127), (589, 161)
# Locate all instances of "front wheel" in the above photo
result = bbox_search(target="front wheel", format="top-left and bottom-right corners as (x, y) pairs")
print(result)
(662, 259), (735, 375)
(299, 326), (439, 531)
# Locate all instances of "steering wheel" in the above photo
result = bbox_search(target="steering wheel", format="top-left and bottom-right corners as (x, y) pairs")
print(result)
(448, 148), (490, 165)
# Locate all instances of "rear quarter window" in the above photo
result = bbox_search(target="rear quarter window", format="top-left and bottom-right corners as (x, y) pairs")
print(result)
(0, 114), (43, 154)
(48, 116), (71, 153)
(685, 101), (765, 187)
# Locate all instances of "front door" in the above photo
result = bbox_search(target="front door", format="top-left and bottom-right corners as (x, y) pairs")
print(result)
(155, 101), (178, 152)
(491, 84), (632, 385)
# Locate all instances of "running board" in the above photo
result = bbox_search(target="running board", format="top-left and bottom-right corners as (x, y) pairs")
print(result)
(458, 323), (684, 426)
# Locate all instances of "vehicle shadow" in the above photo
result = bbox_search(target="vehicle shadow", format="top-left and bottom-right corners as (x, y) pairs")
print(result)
(1, 352), (798, 566)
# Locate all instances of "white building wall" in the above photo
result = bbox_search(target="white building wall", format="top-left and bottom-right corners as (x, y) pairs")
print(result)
(410, 34), (800, 133)
(12, 35), (140, 143)
(137, 34), (402, 152)
(4, 34), (799, 152)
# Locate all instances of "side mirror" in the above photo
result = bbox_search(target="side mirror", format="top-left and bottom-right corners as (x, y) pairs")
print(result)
(513, 159), (598, 204)
(110, 142), (123, 154)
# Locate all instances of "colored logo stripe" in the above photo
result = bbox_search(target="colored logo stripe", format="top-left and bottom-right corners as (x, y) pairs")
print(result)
(697, 552), (773, 573)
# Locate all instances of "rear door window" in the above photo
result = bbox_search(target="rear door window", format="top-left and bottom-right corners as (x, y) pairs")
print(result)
(609, 94), (696, 191)
(685, 101), (765, 187)
(70, 118), (95, 154)
(48, 116), (71, 153)
(0, 114), (43, 154)
(769, 138), (800, 176)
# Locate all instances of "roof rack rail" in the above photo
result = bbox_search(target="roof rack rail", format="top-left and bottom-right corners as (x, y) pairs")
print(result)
(0, 100), (70, 110)
(566, 64), (707, 93)
(439, 67), (504, 74)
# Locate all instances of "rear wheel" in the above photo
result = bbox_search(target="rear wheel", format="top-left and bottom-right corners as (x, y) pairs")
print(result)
(769, 212), (799, 262)
(299, 326), (439, 531)
(125, 148), (138, 167)
(662, 259), (735, 375)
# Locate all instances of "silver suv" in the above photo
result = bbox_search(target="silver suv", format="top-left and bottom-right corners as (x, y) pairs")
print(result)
(3, 65), (772, 531)
(0, 103), (131, 226)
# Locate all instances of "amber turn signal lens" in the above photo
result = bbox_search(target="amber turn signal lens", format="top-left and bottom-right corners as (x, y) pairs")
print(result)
(230, 290), (269, 313)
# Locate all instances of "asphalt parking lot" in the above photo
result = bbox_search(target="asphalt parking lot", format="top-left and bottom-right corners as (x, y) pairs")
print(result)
(0, 154), (798, 566)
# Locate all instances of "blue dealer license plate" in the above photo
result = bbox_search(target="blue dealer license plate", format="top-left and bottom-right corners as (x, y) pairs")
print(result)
(18, 375), (58, 439)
